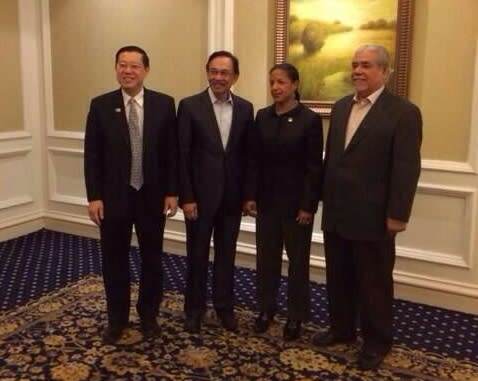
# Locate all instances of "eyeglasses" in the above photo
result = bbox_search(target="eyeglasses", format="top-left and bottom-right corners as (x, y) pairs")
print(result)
(117, 62), (145, 71)
(207, 69), (234, 77)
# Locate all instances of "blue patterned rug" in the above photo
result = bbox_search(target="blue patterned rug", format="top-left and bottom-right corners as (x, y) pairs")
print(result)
(0, 229), (477, 379)
(1, 275), (477, 380)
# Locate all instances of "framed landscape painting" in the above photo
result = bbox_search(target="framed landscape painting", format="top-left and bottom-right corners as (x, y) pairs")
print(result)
(275, 0), (414, 115)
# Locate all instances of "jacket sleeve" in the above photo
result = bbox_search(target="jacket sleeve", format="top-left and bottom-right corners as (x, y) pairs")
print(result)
(164, 96), (179, 196)
(177, 99), (195, 205)
(300, 112), (324, 213)
(387, 103), (422, 222)
(242, 104), (258, 202)
(84, 98), (104, 202)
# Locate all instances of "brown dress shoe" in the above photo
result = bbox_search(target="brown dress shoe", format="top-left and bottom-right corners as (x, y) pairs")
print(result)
(102, 324), (125, 344)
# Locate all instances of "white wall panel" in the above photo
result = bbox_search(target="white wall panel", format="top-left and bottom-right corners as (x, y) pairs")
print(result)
(0, 147), (33, 210)
(398, 184), (475, 268)
(47, 147), (86, 206)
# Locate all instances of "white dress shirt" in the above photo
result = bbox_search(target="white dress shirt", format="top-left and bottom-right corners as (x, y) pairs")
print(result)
(208, 87), (233, 148)
(345, 86), (384, 148)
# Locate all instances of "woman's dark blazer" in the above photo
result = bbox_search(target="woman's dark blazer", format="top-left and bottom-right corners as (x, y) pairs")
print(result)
(245, 103), (323, 216)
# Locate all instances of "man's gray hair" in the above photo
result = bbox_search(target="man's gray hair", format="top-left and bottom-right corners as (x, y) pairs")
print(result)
(356, 44), (391, 69)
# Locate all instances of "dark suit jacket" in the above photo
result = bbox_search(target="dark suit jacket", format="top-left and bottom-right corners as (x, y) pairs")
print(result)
(245, 103), (323, 217)
(84, 88), (177, 219)
(177, 89), (254, 217)
(321, 89), (422, 240)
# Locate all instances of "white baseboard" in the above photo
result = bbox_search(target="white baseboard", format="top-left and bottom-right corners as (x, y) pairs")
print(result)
(0, 211), (44, 241)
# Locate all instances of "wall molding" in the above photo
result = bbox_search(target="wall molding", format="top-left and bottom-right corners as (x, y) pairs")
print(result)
(0, 131), (32, 141)
(0, 211), (44, 241)
(0, 196), (34, 210)
(421, 159), (475, 174)
(0, 210), (43, 230)
(398, 247), (468, 268)
(394, 270), (478, 299)
(47, 146), (83, 155)
(47, 131), (85, 140)
(50, 194), (86, 207)
(0, 147), (31, 158)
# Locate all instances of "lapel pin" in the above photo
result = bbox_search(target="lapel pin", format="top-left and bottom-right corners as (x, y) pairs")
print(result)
(115, 108), (121, 113)
(288, 117), (293, 123)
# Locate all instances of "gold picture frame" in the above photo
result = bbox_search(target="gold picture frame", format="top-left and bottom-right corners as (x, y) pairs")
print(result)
(275, 0), (414, 116)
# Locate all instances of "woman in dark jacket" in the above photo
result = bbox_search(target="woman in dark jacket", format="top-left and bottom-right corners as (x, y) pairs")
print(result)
(244, 63), (323, 340)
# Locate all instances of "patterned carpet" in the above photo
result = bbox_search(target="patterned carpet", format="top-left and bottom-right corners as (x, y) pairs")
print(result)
(0, 229), (477, 380)
(1, 275), (477, 380)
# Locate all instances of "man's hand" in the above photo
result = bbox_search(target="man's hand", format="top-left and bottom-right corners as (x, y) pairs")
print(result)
(88, 200), (104, 226)
(243, 200), (257, 217)
(164, 196), (178, 218)
(387, 217), (407, 234)
(182, 202), (198, 220)
(296, 209), (313, 225)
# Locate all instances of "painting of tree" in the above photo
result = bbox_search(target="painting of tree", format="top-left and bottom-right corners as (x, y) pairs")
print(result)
(287, 0), (398, 102)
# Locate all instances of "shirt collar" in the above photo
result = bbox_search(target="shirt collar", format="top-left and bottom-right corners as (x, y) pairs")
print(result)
(208, 87), (233, 105)
(122, 88), (145, 108)
(353, 85), (385, 105)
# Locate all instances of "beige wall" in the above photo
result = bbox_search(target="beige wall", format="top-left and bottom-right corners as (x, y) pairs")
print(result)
(0, 1), (23, 132)
(410, 0), (478, 161)
(233, 0), (275, 110)
(49, 0), (208, 132)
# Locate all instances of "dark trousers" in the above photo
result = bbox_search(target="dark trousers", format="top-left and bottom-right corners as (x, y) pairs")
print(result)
(256, 211), (313, 321)
(184, 205), (241, 316)
(323, 230), (396, 354)
(100, 187), (165, 327)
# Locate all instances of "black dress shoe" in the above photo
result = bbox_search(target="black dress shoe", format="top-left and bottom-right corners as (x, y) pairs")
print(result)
(102, 325), (125, 344)
(217, 311), (238, 332)
(357, 350), (387, 370)
(253, 312), (274, 333)
(283, 319), (301, 341)
(311, 330), (356, 347)
(140, 318), (161, 338)
(184, 315), (201, 334)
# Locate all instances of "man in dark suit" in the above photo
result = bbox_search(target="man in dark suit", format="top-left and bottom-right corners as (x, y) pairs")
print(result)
(177, 51), (254, 333)
(313, 44), (422, 370)
(84, 46), (178, 344)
